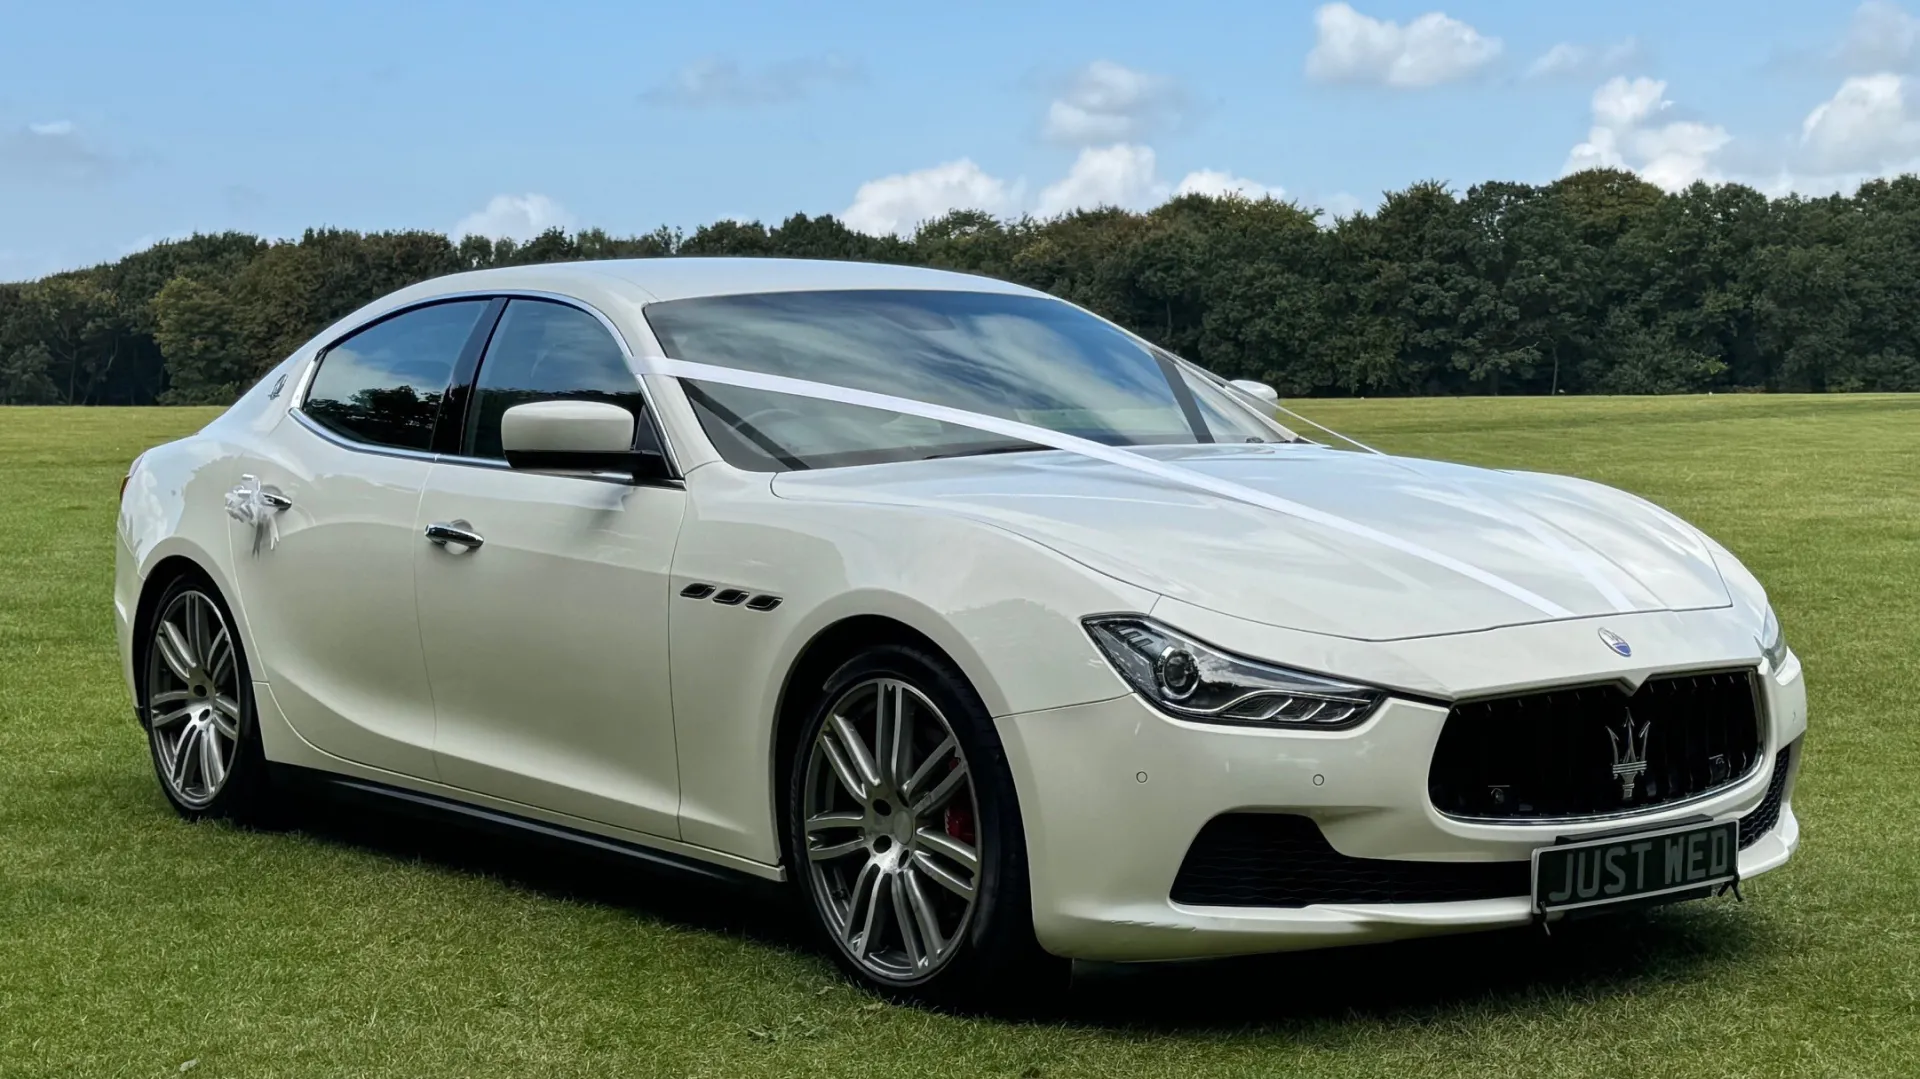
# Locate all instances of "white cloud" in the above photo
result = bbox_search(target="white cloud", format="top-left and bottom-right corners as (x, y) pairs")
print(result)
(1800, 73), (1920, 173)
(1044, 60), (1186, 144)
(1563, 76), (1730, 191)
(0, 120), (118, 184)
(1172, 169), (1284, 201)
(1552, 70), (1920, 197)
(841, 159), (1018, 237)
(1305, 2), (1501, 88)
(1035, 144), (1162, 216)
(1525, 38), (1642, 80)
(1313, 192), (1369, 222)
(641, 54), (860, 108)
(1834, 1), (1920, 73)
(453, 193), (575, 241)
(840, 148), (1288, 235)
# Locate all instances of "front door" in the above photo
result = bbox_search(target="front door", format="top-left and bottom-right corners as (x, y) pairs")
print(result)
(412, 298), (685, 838)
(230, 299), (496, 778)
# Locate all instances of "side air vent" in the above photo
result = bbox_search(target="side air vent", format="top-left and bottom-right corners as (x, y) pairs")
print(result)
(678, 582), (782, 610)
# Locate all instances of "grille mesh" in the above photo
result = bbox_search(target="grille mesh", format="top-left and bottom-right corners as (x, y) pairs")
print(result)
(1428, 670), (1763, 822)
(1170, 814), (1529, 907)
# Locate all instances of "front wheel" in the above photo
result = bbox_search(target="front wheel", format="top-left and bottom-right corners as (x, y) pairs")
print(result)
(786, 644), (1067, 1009)
(139, 573), (279, 824)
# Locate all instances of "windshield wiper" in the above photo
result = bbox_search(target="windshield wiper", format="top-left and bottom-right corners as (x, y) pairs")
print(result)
(919, 443), (1050, 461)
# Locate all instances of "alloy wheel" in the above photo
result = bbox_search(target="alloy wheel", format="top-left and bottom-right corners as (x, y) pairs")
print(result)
(800, 677), (982, 982)
(146, 589), (243, 809)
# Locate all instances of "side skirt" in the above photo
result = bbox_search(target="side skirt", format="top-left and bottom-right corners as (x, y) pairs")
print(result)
(287, 767), (775, 891)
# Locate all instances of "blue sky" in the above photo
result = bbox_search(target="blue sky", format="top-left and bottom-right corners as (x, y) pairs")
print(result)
(2, 1), (1914, 281)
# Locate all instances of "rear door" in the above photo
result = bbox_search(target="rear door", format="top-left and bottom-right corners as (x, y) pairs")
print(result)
(412, 298), (686, 838)
(229, 299), (498, 778)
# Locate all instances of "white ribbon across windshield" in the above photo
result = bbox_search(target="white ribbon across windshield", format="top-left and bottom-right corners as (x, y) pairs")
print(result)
(648, 357), (1579, 619)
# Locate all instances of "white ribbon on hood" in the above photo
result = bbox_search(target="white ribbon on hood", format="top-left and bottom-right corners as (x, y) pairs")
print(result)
(644, 358), (1580, 619)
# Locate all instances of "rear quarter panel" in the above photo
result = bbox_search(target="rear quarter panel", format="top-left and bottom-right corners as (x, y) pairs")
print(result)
(116, 353), (307, 710)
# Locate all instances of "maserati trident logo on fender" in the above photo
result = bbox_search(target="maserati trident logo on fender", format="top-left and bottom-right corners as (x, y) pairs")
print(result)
(1609, 715), (1651, 801)
(1598, 627), (1632, 657)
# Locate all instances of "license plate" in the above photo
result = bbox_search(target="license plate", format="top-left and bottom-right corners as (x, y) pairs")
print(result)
(1532, 818), (1739, 916)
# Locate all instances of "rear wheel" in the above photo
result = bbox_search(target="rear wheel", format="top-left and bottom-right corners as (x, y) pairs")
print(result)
(140, 573), (278, 824)
(787, 644), (1067, 1009)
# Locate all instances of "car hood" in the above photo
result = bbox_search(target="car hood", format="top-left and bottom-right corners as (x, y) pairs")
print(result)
(771, 444), (1731, 641)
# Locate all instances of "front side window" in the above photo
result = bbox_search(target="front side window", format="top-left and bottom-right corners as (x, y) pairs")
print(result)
(462, 299), (649, 460)
(303, 301), (489, 451)
(643, 289), (1286, 471)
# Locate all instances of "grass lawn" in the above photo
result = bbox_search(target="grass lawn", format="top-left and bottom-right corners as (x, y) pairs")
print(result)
(2, 395), (1917, 1078)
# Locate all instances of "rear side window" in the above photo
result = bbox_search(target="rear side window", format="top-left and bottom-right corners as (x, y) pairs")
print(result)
(303, 301), (489, 451)
(463, 299), (647, 459)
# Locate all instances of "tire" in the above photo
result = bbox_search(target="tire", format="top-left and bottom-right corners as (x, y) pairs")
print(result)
(785, 643), (1068, 1010)
(138, 571), (280, 825)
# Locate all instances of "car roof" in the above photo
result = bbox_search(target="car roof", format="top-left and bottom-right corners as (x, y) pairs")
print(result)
(410, 257), (1047, 304)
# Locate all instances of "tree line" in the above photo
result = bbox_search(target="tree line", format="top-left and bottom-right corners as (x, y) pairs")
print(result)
(4, 167), (1918, 407)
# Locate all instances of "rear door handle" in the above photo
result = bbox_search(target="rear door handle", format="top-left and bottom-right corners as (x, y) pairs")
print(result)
(424, 520), (484, 551)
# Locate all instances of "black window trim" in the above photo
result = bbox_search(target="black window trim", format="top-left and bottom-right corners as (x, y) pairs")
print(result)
(431, 296), (510, 456)
(290, 289), (684, 483)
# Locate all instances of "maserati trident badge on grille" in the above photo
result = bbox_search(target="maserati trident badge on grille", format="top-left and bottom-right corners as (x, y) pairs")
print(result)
(1609, 714), (1651, 801)
(1598, 627), (1632, 657)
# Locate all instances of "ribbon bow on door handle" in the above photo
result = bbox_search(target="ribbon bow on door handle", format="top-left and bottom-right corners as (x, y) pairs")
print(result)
(225, 474), (292, 555)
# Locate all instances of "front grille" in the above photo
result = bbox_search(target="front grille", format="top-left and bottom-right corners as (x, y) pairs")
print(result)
(1428, 669), (1763, 822)
(1170, 814), (1529, 907)
(1738, 743), (1795, 849)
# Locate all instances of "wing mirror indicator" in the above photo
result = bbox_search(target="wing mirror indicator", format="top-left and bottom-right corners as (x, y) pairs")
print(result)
(500, 400), (671, 482)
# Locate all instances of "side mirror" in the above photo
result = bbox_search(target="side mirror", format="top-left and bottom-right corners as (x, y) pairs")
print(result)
(1228, 379), (1280, 405)
(501, 400), (670, 482)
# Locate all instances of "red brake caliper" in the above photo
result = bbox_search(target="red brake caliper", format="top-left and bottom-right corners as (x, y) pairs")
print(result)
(942, 760), (975, 844)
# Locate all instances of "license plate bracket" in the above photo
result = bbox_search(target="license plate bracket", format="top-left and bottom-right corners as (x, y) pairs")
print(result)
(1532, 817), (1739, 917)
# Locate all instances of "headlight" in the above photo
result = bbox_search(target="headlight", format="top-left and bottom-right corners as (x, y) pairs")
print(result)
(1083, 615), (1384, 728)
(1759, 606), (1789, 671)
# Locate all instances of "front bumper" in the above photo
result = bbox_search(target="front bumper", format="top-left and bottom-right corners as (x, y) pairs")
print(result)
(995, 610), (1808, 962)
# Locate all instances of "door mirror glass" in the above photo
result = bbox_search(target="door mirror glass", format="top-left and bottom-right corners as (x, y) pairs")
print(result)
(501, 401), (667, 481)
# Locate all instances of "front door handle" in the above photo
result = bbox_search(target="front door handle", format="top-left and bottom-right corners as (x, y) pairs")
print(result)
(424, 520), (484, 551)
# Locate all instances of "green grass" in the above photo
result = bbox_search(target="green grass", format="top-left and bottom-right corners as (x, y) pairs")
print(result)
(3, 396), (1918, 1078)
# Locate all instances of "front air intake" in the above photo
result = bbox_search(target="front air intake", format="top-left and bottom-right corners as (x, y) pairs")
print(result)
(1170, 813), (1529, 907)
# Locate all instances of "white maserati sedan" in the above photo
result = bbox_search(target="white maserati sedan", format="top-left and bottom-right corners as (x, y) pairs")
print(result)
(115, 257), (1805, 1005)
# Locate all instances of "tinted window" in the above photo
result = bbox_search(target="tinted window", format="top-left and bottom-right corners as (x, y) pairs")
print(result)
(304, 301), (488, 451)
(644, 289), (1287, 471)
(463, 300), (646, 459)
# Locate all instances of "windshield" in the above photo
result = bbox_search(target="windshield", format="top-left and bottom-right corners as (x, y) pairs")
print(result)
(643, 289), (1293, 471)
